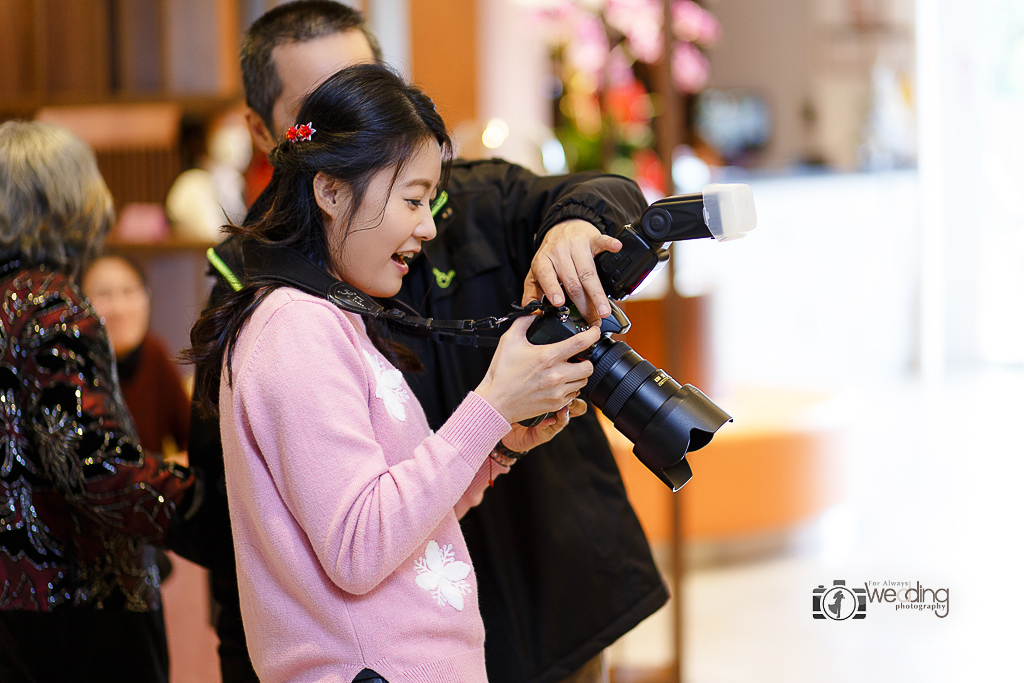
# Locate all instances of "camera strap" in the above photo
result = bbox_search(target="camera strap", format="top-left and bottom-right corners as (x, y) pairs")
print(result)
(240, 241), (541, 347)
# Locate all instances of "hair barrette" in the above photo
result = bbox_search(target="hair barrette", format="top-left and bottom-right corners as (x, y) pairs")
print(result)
(286, 122), (316, 143)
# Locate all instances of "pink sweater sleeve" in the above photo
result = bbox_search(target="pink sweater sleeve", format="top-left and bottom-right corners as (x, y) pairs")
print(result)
(233, 298), (510, 595)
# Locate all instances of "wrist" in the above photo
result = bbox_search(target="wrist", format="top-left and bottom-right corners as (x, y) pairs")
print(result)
(474, 382), (513, 424)
(496, 439), (526, 458)
(489, 440), (526, 468)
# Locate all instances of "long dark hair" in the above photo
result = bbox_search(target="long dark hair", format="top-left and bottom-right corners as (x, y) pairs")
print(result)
(186, 64), (452, 416)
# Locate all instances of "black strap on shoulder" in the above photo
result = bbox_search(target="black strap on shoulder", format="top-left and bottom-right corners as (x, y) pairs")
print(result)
(240, 241), (539, 348)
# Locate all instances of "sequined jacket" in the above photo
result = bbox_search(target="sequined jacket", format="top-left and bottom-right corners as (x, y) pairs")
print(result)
(0, 259), (194, 612)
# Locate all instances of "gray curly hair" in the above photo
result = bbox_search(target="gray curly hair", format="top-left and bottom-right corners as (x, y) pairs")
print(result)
(0, 120), (114, 273)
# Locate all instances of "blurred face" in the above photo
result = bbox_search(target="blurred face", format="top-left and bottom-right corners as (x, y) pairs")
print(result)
(246, 30), (377, 155)
(81, 257), (150, 358)
(326, 141), (442, 298)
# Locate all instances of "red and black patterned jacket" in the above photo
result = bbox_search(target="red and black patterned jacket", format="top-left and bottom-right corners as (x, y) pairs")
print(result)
(0, 258), (194, 612)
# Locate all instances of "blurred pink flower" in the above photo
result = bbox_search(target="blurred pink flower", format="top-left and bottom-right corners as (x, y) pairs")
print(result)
(672, 41), (710, 93)
(566, 12), (610, 77)
(605, 45), (635, 88)
(672, 0), (721, 45)
(531, 4), (580, 47)
(606, 0), (664, 63)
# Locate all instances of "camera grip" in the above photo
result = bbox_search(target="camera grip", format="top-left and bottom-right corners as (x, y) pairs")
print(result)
(518, 413), (552, 428)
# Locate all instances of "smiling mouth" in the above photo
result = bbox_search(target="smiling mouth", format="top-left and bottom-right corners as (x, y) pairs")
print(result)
(391, 251), (417, 266)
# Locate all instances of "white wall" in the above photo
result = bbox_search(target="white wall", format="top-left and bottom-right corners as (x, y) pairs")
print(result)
(678, 170), (922, 390)
(917, 0), (1024, 369)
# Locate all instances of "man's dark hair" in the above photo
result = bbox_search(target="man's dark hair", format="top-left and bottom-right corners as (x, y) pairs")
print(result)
(241, 1), (384, 130)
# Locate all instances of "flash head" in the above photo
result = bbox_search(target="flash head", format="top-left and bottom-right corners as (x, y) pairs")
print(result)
(598, 183), (756, 300)
(702, 183), (757, 241)
(637, 183), (757, 244)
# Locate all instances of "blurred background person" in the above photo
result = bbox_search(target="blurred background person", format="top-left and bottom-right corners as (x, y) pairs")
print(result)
(0, 120), (196, 683)
(81, 253), (190, 465)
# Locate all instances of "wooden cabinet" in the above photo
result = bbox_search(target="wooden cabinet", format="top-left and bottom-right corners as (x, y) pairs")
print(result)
(0, 0), (241, 112)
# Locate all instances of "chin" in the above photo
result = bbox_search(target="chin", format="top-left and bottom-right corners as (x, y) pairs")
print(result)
(364, 281), (402, 298)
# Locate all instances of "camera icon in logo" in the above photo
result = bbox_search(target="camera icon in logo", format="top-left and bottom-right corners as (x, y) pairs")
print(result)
(813, 580), (867, 620)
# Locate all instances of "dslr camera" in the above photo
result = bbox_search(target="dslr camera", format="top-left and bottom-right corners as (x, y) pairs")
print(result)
(525, 184), (757, 491)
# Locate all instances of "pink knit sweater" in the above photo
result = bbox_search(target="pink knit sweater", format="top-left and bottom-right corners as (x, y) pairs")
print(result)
(219, 288), (511, 682)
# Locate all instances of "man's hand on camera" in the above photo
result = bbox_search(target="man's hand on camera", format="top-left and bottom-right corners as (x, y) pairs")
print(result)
(523, 219), (622, 326)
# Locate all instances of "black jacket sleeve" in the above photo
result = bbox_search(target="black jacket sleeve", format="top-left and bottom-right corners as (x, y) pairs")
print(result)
(166, 235), (241, 573)
(443, 159), (648, 281)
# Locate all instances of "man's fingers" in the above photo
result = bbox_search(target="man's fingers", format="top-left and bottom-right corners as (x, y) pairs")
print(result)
(593, 235), (622, 255)
(521, 273), (543, 306)
(569, 248), (610, 321)
(532, 258), (565, 306)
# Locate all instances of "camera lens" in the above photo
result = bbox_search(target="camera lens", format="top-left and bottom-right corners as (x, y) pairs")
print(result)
(584, 339), (732, 490)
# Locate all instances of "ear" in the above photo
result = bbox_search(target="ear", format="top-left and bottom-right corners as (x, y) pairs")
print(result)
(313, 172), (351, 223)
(244, 107), (278, 156)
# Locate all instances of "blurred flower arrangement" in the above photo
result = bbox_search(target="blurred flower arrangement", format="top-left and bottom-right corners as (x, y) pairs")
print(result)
(531, 0), (720, 195)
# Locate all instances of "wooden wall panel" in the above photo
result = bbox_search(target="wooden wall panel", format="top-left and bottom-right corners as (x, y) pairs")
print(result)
(116, 0), (164, 93)
(0, 0), (38, 97)
(43, 0), (111, 95)
(216, 0), (242, 96)
(96, 148), (181, 214)
(409, 0), (477, 129)
(164, 0), (241, 95)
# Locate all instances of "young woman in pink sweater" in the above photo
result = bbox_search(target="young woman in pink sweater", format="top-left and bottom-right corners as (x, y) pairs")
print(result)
(187, 65), (599, 683)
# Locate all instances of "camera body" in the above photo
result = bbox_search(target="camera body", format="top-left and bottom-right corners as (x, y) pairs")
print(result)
(524, 184), (756, 491)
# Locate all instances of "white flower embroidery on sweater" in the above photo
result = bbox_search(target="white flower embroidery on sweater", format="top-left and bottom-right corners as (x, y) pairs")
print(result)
(414, 540), (473, 611)
(362, 349), (409, 421)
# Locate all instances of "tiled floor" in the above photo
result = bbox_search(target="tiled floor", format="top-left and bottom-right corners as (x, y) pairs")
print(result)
(610, 367), (1024, 682)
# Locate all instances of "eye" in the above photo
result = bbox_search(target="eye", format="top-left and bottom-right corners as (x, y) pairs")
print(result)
(406, 198), (424, 209)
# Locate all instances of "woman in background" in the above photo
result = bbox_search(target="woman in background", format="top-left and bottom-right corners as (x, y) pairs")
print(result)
(82, 253), (190, 463)
(0, 120), (196, 683)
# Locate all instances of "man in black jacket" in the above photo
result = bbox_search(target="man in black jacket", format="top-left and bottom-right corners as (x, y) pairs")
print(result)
(177, 3), (668, 682)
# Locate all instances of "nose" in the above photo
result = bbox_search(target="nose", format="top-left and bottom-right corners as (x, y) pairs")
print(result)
(417, 210), (437, 242)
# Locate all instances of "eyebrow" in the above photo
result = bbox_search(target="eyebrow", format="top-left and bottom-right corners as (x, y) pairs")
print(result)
(402, 178), (435, 191)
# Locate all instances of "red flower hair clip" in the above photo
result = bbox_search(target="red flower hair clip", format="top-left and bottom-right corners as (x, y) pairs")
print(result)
(286, 122), (316, 143)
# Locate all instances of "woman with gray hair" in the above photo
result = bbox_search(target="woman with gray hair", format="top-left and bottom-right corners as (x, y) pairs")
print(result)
(0, 121), (196, 683)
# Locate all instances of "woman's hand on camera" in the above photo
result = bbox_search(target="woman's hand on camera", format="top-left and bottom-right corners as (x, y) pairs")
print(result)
(501, 398), (588, 453)
(475, 315), (600, 425)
